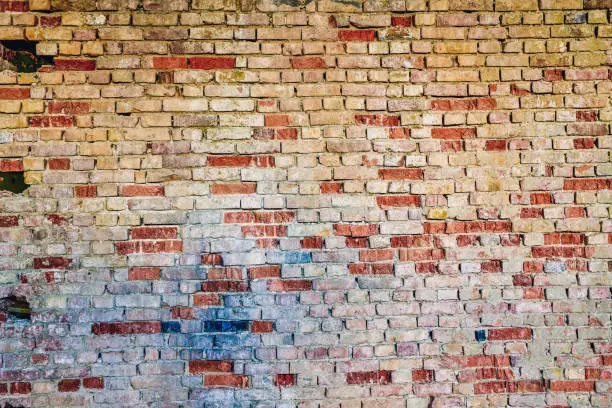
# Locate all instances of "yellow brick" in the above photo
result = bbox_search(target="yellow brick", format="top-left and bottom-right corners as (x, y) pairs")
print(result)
(495, 0), (538, 10)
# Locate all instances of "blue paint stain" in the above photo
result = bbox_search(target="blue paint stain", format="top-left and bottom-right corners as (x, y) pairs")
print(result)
(475, 330), (487, 342)
(267, 251), (312, 264)
(214, 334), (260, 347)
(175, 334), (213, 348)
(205, 348), (251, 361)
(215, 307), (260, 320)
(203, 320), (249, 333)
(161, 321), (181, 333)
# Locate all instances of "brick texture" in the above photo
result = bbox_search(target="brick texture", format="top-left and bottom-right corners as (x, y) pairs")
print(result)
(0, 0), (610, 407)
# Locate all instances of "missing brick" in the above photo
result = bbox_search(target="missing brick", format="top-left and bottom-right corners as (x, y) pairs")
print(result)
(0, 296), (31, 321)
(0, 172), (28, 195)
(0, 40), (53, 73)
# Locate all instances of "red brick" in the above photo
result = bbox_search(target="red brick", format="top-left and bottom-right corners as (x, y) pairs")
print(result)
(190, 57), (235, 69)
(291, 57), (327, 69)
(208, 156), (253, 167)
(207, 267), (243, 280)
(531, 192), (552, 204)
(204, 374), (249, 387)
(132, 227), (178, 240)
(391, 16), (413, 27)
(265, 114), (291, 127)
(576, 110), (597, 122)
(274, 374), (296, 388)
(75, 185), (97, 198)
(0, 159), (23, 172)
(128, 267), (161, 281)
(249, 265), (281, 279)
(0, 215), (18, 227)
(267, 279), (311, 292)
(0, 88), (30, 100)
(58, 379), (80, 392)
(348, 238), (367, 249)
(242, 225), (287, 237)
(48, 158), (70, 170)
(573, 138), (596, 149)
(172, 306), (196, 319)
(359, 249), (394, 262)
(251, 321), (273, 333)
(201, 254), (223, 265)
(346, 370), (391, 384)
(46, 214), (70, 226)
(29, 115), (75, 128)
(301, 236), (323, 249)
(224, 211), (254, 223)
(0, 1), (28, 12)
(544, 69), (564, 81)
(200, 281), (249, 292)
(431, 98), (496, 111)
(416, 262), (437, 274)
(193, 293), (222, 306)
(523, 288), (544, 299)
(549, 380), (595, 392)
(321, 182), (342, 194)
(412, 369), (433, 382)
(355, 114), (400, 127)
(82, 377), (104, 389)
(141, 240), (183, 253)
(54, 59), (96, 71)
(339, 30), (376, 41)
(467, 356), (510, 367)
(488, 328), (532, 341)
(565, 207), (585, 218)
(92, 321), (161, 335)
(276, 128), (298, 140)
(391, 236), (432, 248)
(48, 101), (91, 114)
(211, 183), (256, 195)
(10, 382), (31, 394)
(474, 381), (509, 394)
(432, 127), (476, 140)
(378, 168), (423, 180)
(40, 16), (61, 26)
(485, 140), (507, 151)
(153, 57), (188, 69)
(120, 185), (165, 196)
(253, 211), (294, 223)
(376, 195), (421, 208)
(513, 275), (533, 286)
(564, 178), (609, 190)
(349, 263), (393, 275)
(189, 360), (233, 373)
(389, 127), (411, 139)
(481, 260), (502, 273)
(520, 208), (543, 218)
(34, 257), (71, 269)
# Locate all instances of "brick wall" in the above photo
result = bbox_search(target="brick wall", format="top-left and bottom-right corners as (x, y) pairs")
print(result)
(0, 0), (610, 406)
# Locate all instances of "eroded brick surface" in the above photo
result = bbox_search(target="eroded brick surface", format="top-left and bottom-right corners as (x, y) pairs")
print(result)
(0, 0), (610, 407)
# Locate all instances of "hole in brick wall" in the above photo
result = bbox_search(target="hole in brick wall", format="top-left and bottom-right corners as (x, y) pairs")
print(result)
(0, 40), (53, 73)
(0, 172), (28, 195)
(0, 296), (31, 321)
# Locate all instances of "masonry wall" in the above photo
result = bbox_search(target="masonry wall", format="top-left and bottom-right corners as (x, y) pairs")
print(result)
(0, 0), (610, 407)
